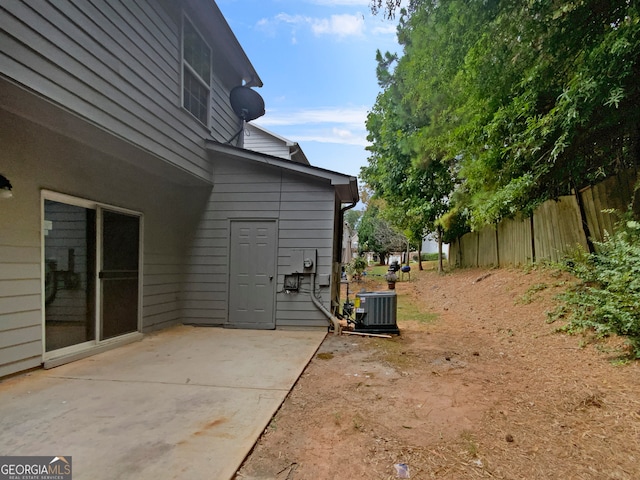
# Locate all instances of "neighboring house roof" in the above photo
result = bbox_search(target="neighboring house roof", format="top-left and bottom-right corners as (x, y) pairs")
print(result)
(207, 140), (359, 203)
(243, 123), (310, 165)
(290, 148), (310, 166)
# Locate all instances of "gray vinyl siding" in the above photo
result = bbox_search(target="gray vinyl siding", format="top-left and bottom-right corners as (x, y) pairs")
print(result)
(243, 126), (291, 159)
(0, 111), (208, 377)
(0, 246), (42, 377)
(0, 0), (239, 181)
(142, 253), (185, 332)
(278, 181), (335, 328)
(183, 158), (336, 328)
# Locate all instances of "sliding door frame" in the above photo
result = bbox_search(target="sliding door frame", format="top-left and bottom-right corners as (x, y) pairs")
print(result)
(41, 190), (144, 365)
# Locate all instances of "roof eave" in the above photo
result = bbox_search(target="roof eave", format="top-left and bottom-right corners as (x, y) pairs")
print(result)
(188, 0), (263, 87)
(206, 140), (358, 203)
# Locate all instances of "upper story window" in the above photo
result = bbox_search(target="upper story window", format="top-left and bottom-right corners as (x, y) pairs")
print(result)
(182, 17), (211, 125)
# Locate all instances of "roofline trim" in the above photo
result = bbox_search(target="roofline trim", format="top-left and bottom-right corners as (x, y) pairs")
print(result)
(206, 140), (359, 201)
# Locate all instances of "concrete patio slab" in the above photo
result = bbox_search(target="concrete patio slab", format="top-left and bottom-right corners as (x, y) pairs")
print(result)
(0, 325), (326, 480)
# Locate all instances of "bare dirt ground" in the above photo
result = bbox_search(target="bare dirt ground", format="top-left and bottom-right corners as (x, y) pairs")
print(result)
(235, 266), (640, 479)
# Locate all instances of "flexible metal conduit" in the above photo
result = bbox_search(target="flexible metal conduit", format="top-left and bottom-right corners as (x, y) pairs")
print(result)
(311, 273), (342, 334)
(310, 200), (358, 334)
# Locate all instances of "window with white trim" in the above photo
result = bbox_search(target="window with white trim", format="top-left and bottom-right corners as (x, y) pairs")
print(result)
(182, 17), (211, 125)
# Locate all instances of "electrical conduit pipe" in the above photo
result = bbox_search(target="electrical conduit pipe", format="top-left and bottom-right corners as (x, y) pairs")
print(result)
(311, 273), (342, 335)
(310, 200), (358, 334)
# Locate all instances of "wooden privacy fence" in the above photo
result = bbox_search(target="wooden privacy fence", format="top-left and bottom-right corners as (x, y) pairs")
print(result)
(449, 169), (638, 268)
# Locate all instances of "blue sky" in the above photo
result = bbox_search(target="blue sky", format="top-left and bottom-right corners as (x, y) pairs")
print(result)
(216, 0), (402, 178)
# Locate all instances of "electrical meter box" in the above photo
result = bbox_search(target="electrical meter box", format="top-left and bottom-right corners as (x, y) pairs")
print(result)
(290, 249), (317, 274)
(354, 291), (399, 334)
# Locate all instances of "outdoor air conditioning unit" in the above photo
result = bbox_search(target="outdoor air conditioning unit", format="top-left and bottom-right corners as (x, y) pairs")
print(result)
(354, 291), (399, 335)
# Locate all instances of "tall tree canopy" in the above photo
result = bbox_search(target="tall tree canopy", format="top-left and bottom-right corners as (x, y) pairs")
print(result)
(366, 0), (640, 234)
(357, 201), (407, 265)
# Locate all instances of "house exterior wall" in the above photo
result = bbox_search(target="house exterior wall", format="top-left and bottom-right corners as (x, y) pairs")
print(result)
(243, 124), (291, 159)
(0, 0), (353, 378)
(0, 110), (209, 378)
(0, 0), (241, 182)
(0, 0), (252, 377)
(183, 158), (336, 329)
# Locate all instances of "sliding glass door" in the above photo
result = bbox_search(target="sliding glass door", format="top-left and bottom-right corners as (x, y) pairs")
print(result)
(100, 210), (140, 339)
(44, 200), (96, 351)
(44, 194), (141, 356)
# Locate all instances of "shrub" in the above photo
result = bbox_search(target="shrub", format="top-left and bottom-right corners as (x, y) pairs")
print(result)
(414, 252), (447, 262)
(346, 256), (368, 279)
(553, 215), (640, 356)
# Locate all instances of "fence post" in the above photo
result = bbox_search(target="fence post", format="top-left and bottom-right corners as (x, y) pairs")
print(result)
(530, 215), (536, 264)
(574, 186), (595, 253)
(495, 223), (500, 267)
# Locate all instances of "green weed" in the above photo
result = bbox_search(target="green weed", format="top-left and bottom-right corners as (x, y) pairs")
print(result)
(517, 282), (549, 304)
(333, 412), (342, 426)
(460, 430), (479, 457)
(554, 213), (640, 358)
(352, 413), (366, 431)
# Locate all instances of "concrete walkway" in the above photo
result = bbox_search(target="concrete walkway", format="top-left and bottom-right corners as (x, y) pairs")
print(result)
(0, 325), (326, 480)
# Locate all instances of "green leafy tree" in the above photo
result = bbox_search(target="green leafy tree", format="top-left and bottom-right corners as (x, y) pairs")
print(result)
(367, 0), (640, 236)
(369, 0), (420, 19)
(357, 202), (406, 265)
(362, 1), (470, 269)
(344, 209), (362, 232)
(453, 0), (640, 228)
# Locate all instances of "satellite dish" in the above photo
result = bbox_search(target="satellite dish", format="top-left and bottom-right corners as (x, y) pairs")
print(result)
(230, 86), (265, 122)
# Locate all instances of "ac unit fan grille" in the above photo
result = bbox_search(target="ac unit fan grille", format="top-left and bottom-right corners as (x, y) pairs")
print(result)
(355, 291), (398, 334)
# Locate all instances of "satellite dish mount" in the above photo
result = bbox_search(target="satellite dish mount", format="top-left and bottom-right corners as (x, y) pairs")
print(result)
(225, 86), (266, 144)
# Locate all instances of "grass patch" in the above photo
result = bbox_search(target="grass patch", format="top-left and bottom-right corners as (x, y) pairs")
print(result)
(460, 430), (479, 457)
(316, 352), (334, 360)
(398, 293), (438, 324)
(420, 260), (442, 271)
(369, 337), (413, 369)
(366, 262), (430, 278)
(368, 264), (390, 276)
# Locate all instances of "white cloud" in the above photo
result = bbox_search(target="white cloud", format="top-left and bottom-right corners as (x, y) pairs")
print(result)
(289, 131), (369, 146)
(273, 13), (311, 26)
(371, 23), (397, 35)
(257, 106), (370, 146)
(332, 127), (353, 138)
(311, 14), (365, 37)
(257, 12), (366, 40)
(308, 0), (370, 5)
(260, 106), (368, 128)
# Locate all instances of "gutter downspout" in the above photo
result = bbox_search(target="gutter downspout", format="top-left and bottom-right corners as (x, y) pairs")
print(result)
(339, 201), (358, 263)
(310, 201), (358, 335)
(311, 200), (358, 334)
